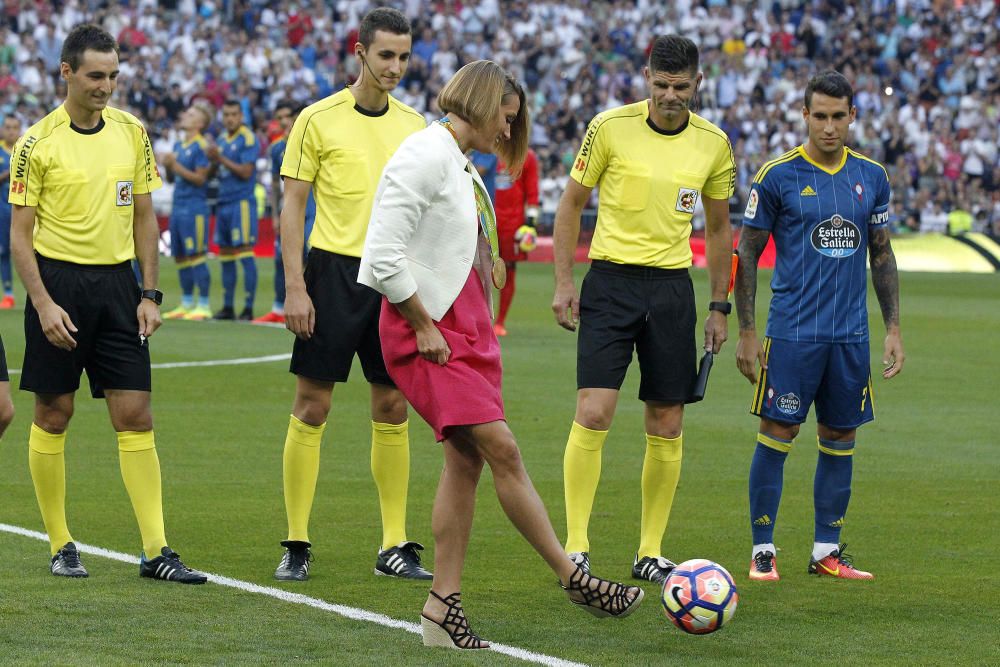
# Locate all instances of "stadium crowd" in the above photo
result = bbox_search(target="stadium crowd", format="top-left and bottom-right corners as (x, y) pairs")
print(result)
(1, 0), (997, 237)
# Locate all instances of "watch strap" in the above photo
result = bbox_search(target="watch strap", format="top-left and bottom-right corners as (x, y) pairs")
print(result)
(141, 289), (163, 305)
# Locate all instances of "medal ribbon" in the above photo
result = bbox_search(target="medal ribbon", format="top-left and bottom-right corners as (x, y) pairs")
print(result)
(469, 169), (501, 267)
(437, 117), (505, 288)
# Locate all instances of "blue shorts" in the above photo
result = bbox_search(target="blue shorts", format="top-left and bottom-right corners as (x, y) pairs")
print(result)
(169, 204), (210, 258)
(215, 198), (258, 248)
(750, 337), (874, 429)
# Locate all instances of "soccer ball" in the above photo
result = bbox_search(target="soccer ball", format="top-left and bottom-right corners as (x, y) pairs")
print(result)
(661, 559), (738, 634)
(514, 224), (537, 253)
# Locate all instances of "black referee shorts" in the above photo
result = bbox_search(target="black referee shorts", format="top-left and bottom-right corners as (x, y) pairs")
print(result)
(0, 334), (8, 382)
(577, 260), (697, 403)
(290, 249), (395, 386)
(21, 255), (151, 398)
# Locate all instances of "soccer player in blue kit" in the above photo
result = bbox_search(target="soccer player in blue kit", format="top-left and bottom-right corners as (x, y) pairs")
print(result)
(162, 104), (213, 320)
(208, 100), (258, 321)
(734, 71), (905, 582)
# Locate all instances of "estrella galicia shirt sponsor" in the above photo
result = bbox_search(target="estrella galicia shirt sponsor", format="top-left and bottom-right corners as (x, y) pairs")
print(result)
(8, 104), (162, 264)
(742, 145), (890, 343)
(216, 125), (257, 204)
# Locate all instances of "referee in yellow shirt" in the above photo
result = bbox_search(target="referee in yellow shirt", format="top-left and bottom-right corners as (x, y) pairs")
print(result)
(272, 8), (429, 581)
(8, 24), (205, 583)
(551, 35), (736, 583)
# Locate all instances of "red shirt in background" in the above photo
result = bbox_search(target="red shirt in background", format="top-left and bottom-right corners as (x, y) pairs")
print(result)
(495, 148), (539, 235)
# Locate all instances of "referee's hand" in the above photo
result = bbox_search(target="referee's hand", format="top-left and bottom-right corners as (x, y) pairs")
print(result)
(38, 301), (78, 351)
(552, 283), (580, 331)
(137, 299), (162, 338)
(285, 286), (315, 339)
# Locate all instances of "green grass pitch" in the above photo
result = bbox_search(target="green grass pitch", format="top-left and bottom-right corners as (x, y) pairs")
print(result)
(0, 258), (997, 665)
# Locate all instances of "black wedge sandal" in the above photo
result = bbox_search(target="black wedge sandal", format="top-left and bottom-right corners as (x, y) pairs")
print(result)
(420, 591), (490, 649)
(561, 565), (645, 618)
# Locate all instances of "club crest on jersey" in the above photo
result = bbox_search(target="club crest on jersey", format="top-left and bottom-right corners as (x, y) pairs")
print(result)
(676, 187), (699, 214)
(744, 189), (759, 219)
(776, 393), (800, 415)
(810, 213), (860, 258)
(854, 182), (864, 202)
(116, 181), (133, 206)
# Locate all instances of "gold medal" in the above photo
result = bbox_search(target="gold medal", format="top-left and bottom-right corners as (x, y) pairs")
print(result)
(492, 257), (507, 289)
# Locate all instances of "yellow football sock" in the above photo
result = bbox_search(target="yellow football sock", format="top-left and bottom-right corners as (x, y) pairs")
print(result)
(371, 420), (410, 550)
(563, 421), (608, 554)
(638, 433), (683, 559)
(283, 415), (325, 543)
(28, 424), (72, 555)
(117, 430), (167, 556)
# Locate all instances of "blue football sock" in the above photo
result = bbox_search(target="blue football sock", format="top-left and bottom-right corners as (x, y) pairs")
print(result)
(221, 258), (237, 308)
(273, 253), (285, 311)
(241, 255), (257, 311)
(194, 263), (210, 302)
(0, 251), (12, 293)
(749, 434), (792, 545)
(178, 266), (194, 307)
(814, 437), (854, 543)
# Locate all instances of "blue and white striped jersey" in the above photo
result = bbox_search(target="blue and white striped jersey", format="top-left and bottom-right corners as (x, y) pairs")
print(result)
(742, 145), (890, 343)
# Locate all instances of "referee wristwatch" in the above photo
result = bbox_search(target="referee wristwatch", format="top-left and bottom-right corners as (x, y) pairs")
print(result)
(708, 301), (731, 315)
(141, 289), (163, 306)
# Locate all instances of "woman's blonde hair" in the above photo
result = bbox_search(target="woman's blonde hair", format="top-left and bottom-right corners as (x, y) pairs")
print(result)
(437, 60), (529, 175)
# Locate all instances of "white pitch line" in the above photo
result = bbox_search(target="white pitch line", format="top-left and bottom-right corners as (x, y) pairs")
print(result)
(149, 353), (291, 369)
(0, 523), (587, 667)
(6, 353), (292, 375)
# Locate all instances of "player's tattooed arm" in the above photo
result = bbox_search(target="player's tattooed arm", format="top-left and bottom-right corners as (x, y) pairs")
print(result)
(734, 226), (771, 384)
(869, 226), (900, 328)
(734, 226), (771, 333)
(869, 225), (905, 377)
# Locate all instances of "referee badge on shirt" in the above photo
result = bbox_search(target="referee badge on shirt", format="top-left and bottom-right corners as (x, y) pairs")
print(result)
(675, 187), (699, 214)
(116, 181), (133, 206)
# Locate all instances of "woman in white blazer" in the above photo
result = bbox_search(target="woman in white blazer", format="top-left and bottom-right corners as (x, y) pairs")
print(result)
(359, 60), (644, 651)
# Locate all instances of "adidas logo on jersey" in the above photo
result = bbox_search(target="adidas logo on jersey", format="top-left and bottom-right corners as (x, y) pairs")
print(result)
(753, 514), (772, 526)
(800, 185), (817, 196)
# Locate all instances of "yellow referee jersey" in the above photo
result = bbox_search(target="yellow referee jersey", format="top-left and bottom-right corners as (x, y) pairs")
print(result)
(281, 88), (425, 257)
(571, 101), (735, 269)
(8, 104), (162, 265)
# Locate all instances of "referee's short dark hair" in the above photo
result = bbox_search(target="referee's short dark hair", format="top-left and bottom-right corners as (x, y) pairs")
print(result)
(649, 35), (699, 76)
(358, 7), (410, 48)
(61, 24), (118, 72)
(805, 70), (854, 109)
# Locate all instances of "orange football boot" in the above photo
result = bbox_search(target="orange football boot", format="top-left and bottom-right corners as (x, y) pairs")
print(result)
(749, 550), (779, 581)
(808, 544), (873, 580)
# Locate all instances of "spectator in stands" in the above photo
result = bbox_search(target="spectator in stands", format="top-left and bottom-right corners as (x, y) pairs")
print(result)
(0, 1), (995, 236)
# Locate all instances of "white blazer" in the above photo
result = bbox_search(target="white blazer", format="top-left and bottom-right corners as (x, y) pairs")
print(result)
(358, 122), (495, 321)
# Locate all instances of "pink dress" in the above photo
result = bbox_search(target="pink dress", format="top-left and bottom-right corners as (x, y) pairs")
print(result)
(379, 248), (504, 442)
